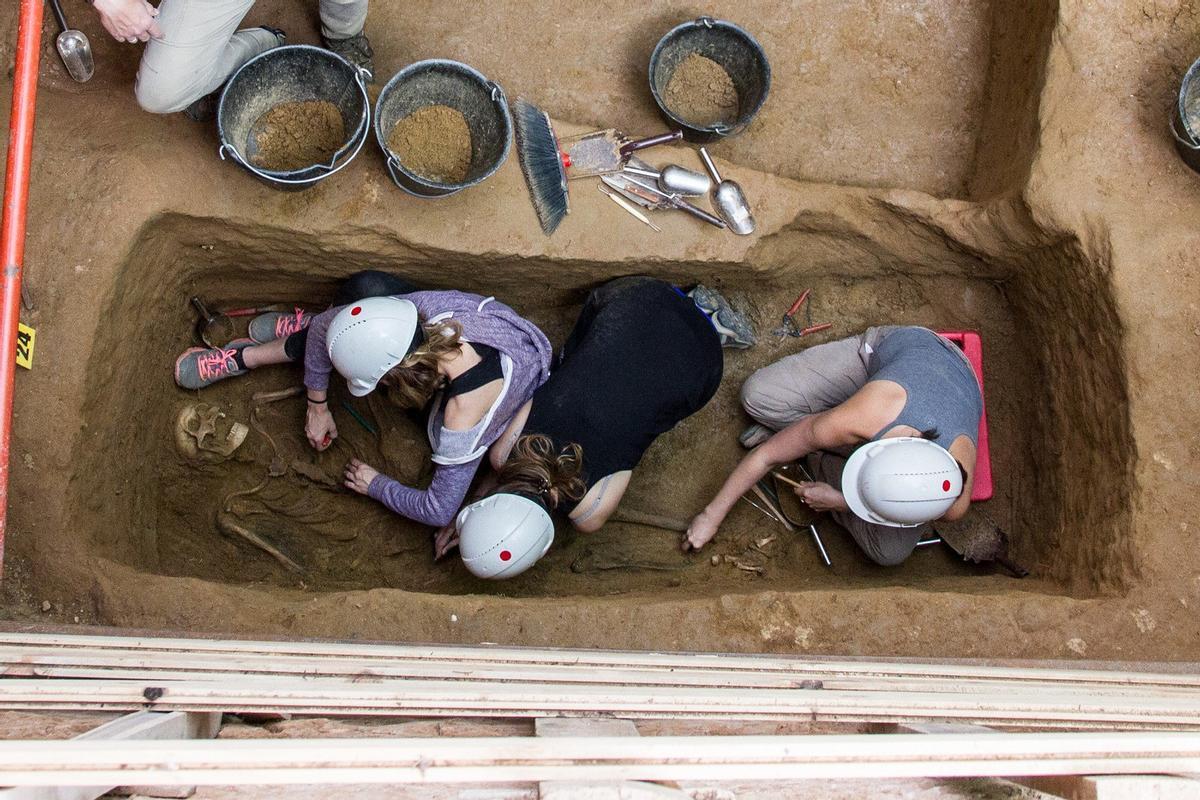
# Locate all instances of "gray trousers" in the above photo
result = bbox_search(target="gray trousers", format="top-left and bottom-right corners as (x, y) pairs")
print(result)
(740, 327), (927, 566)
(135, 0), (368, 113)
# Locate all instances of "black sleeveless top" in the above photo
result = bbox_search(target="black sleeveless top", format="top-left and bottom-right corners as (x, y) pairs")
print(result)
(445, 343), (504, 398)
(525, 279), (722, 490)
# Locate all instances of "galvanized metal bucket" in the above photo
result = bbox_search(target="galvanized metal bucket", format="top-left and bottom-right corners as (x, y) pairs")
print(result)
(1172, 56), (1200, 174)
(648, 17), (771, 142)
(374, 59), (512, 198)
(217, 45), (371, 191)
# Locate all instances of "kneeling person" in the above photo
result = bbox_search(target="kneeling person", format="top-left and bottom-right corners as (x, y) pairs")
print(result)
(685, 326), (983, 566)
(444, 277), (737, 579)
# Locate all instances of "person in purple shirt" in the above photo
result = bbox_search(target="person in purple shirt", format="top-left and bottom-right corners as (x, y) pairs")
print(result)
(172, 270), (552, 528)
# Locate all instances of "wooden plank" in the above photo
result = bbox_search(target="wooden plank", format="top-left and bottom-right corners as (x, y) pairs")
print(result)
(533, 717), (689, 800)
(0, 711), (220, 800)
(0, 678), (1196, 728)
(1020, 775), (1200, 800)
(4, 647), (1199, 699)
(0, 632), (1193, 689)
(0, 732), (1198, 785)
(535, 719), (639, 738)
(886, 717), (1200, 799)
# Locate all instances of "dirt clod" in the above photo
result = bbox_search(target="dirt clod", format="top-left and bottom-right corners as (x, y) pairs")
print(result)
(249, 100), (346, 173)
(664, 53), (739, 128)
(387, 105), (473, 184)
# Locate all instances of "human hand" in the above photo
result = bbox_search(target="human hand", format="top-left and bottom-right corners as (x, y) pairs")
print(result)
(306, 404), (338, 451)
(433, 522), (460, 560)
(343, 458), (379, 495)
(681, 509), (721, 552)
(793, 481), (846, 513)
(92, 0), (162, 43)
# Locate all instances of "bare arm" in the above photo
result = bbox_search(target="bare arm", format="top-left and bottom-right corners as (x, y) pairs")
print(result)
(567, 471), (632, 533)
(684, 384), (901, 551)
(940, 434), (978, 522)
(488, 400), (531, 470)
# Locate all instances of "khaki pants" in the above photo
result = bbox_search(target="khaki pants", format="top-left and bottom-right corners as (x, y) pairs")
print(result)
(135, 0), (368, 113)
(740, 327), (927, 566)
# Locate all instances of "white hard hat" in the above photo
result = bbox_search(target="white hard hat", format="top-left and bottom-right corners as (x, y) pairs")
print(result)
(841, 437), (963, 528)
(456, 493), (554, 579)
(326, 296), (421, 397)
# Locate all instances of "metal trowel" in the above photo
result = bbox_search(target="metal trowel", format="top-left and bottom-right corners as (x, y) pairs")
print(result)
(47, 0), (94, 83)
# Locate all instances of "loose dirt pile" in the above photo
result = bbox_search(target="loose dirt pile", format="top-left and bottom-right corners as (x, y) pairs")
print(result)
(249, 100), (346, 173)
(387, 105), (473, 184)
(664, 53), (740, 127)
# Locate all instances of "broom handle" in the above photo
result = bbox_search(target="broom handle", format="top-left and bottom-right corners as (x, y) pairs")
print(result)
(620, 130), (682, 156)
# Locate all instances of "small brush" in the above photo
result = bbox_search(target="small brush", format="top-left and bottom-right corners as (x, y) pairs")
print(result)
(512, 98), (569, 235)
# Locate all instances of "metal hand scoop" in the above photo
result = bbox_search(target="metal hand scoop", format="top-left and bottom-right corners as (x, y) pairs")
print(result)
(700, 147), (755, 235)
(48, 0), (94, 83)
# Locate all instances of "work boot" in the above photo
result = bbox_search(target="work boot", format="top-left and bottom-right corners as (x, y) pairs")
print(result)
(183, 27), (286, 122)
(175, 339), (254, 390)
(248, 308), (311, 344)
(688, 285), (756, 348)
(322, 30), (374, 81)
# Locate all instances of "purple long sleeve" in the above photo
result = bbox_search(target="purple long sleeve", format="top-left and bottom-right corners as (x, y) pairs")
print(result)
(366, 458), (481, 527)
(302, 306), (342, 392)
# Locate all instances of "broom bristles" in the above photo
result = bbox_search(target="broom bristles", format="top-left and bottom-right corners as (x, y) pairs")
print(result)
(512, 98), (569, 235)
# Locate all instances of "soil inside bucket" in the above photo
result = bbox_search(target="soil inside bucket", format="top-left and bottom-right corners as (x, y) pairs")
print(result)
(386, 104), (473, 184)
(248, 100), (346, 173)
(664, 53), (740, 128)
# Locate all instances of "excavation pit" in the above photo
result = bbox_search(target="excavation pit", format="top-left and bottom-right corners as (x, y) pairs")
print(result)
(63, 211), (1134, 627)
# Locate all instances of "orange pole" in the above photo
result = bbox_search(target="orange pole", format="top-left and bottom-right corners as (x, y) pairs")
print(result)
(0, 0), (45, 576)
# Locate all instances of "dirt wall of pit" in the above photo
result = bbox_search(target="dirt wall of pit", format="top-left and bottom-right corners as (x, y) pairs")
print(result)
(0, 0), (1196, 661)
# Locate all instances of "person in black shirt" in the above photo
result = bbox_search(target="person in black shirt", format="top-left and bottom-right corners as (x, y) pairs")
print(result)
(439, 276), (742, 579)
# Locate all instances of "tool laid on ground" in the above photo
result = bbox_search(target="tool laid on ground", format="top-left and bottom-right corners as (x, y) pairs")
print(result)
(512, 99), (570, 234)
(47, 0), (93, 83)
(772, 289), (832, 338)
(774, 464), (832, 567)
(340, 400), (378, 435)
(621, 175), (727, 229)
(559, 128), (683, 179)
(932, 513), (1029, 578)
(597, 184), (661, 232)
(699, 147), (754, 235)
(512, 97), (684, 235)
(191, 296), (280, 347)
(622, 164), (711, 196)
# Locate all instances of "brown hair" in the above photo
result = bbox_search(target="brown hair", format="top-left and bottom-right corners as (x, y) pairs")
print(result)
(496, 433), (586, 510)
(379, 318), (463, 409)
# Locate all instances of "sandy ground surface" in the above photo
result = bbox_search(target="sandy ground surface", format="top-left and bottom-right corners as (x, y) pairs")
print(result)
(0, 0), (1195, 670)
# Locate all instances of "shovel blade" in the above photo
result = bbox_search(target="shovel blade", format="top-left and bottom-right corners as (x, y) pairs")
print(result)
(56, 29), (94, 83)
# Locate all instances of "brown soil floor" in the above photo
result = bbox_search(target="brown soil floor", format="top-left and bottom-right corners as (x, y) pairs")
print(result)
(0, 0), (1198, 664)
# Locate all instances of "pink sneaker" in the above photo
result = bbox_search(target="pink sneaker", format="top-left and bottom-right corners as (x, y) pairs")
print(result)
(175, 339), (254, 389)
(248, 308), (311, 344)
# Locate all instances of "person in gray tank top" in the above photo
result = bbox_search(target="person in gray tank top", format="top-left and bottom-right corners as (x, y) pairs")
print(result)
(683, 325), (983, 567)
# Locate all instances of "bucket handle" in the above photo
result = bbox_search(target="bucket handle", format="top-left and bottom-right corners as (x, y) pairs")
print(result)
(1170, 110), (1200, 151)
(695, 16), (715, 28)
(487, 80), (505, 105)
(218, 66), (373, 186)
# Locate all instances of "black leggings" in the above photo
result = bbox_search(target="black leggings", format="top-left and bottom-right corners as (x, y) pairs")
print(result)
(283, 270), (421, 361)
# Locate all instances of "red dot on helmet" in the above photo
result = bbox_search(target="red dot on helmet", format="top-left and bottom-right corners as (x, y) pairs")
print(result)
(351, 306), (362, 316)
(499, 550), (512, 562)
(942, 480), (951, 492)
